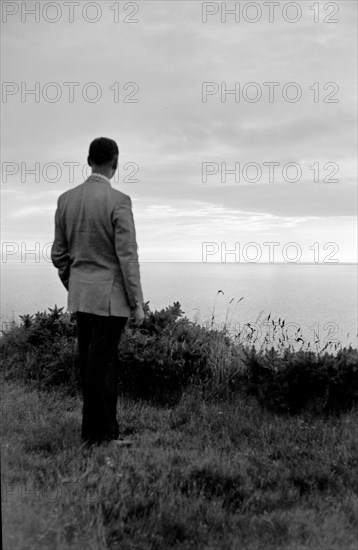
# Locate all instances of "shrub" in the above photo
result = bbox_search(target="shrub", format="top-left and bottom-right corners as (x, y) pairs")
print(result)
(1, 303), (357, 414)
(241, 345), (358, 414)
(0, 302), (232, 403)
(0, 306), (79, 392)
(117, 301), (234, 404)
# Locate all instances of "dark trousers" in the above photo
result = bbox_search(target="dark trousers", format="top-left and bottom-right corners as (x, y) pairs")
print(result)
(76, 312), (127, 445)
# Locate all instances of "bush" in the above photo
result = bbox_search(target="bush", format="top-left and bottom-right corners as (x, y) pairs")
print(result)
(241, 345), (358, 414)
(0, 306), (79, 392)
(0, 302), (232, 403)
(1, 303), (357, 414)
(118, 301), (235, 404)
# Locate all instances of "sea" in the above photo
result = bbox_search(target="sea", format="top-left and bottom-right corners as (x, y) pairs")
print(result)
(1, 262), (357, 349)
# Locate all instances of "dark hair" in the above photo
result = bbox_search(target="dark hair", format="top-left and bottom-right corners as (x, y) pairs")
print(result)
(88, 137), (119, 166)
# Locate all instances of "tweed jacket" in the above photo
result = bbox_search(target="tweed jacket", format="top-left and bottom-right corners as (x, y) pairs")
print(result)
(51, 174), (143, 317)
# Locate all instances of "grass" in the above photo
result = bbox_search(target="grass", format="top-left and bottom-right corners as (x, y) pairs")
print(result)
(2, 379), (358, 550)
(1, 300), (357, 548)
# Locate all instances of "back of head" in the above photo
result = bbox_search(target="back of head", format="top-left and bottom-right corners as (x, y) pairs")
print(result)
(88, 137), (119, 166)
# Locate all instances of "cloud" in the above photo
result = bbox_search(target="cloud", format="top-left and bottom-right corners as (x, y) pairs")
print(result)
(1, 1), (356, 262)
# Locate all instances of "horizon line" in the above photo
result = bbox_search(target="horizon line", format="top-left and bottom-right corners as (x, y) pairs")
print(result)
(1, 260), (357, 266)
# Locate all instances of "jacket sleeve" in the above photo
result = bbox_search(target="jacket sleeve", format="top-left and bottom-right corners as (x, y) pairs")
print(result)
(51, 198), (71, 290)
(112, 196), (144, 309)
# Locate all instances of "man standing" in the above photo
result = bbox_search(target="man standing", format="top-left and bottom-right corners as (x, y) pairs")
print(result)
(51, 137), (144, 446)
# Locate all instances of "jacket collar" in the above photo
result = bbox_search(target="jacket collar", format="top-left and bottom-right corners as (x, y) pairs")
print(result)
(87, 173), (112, 185)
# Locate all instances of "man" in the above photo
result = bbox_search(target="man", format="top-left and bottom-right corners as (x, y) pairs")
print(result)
(51, 137), (144, 447)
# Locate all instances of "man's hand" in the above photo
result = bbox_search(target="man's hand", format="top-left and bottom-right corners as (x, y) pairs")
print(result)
(131, 304), (145, 327)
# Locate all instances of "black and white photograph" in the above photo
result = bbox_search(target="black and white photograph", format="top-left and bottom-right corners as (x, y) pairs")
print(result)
(1, 1), (357, 548)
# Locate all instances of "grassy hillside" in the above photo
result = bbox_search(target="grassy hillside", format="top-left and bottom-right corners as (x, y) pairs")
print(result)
(1, 303), (358, 549)
(2, 381), (358, 550)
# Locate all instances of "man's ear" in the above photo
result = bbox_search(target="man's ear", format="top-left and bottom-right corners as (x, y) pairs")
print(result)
(87, 155), (92, 167)
(112, 157), (118, 171)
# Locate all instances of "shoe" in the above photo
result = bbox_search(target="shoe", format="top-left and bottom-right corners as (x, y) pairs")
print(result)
(110, 437), (133, 447)
(81, 437), (101, 448)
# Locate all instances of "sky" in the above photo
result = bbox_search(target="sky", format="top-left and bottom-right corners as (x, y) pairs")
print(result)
(1, 0), (357, 263)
